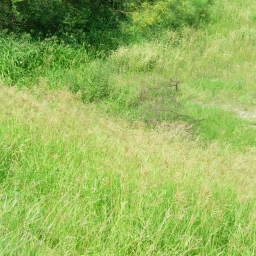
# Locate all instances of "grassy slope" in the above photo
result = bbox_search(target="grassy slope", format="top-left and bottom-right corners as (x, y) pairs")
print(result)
(99, 0), (256, 147)
(1, 0), (256, 255)
(1, 85), (256, 255)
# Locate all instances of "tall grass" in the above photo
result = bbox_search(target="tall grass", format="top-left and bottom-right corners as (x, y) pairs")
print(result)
(1, 1), (256, 253)
(1, 85), (256, 255)
(0, 35), (90, 87)
(2, 23), (256, 147)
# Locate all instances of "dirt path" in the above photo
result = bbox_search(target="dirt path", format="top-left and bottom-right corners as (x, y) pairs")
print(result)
(221, 105), (256, 120)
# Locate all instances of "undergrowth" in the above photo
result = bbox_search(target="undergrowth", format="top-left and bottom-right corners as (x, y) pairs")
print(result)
(1, 16), (256, 148)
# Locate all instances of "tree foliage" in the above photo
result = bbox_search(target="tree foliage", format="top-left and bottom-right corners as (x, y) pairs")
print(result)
(1, 0), (213, 49)
(1, 0), (128, 34)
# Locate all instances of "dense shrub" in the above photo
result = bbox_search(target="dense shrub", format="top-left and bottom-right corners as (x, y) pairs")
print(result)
(0, 0), (129, 49)
(127, 0), (213, 37)
(1, 0), (214, 48)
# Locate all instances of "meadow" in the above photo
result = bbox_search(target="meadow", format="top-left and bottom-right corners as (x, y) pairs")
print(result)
(1, 0), (256, 254)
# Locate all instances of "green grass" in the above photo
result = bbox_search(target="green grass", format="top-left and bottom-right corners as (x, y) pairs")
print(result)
(1, 0), (256, 254)
(1, 86), (256, 255)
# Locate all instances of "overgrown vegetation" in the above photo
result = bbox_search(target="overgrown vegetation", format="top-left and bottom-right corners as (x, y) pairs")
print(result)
(1, 0), (213, 50)
(1, 85), (256, 255)
(1, 0), (256, 254)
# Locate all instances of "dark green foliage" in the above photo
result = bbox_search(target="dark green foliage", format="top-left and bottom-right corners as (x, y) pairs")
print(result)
(0, 0), (14, 29)
(1, 0), (214, 51)
(0, 0), (129, 50)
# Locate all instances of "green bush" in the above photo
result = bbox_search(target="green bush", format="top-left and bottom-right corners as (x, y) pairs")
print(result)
(0, 0), (129, 49)
(1, 0), (214, 51)
(125, 0), (213, 38)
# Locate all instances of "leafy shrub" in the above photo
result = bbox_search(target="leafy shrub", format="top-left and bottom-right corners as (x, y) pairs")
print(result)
(1, 0), (214, 51)
(126, 0), (213, 37)
(0, 0), (129, 50)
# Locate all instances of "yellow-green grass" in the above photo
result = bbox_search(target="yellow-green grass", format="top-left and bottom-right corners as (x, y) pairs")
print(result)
(1, 1), (256, 253)
(1, 85), (256, 255)
(1, 1), (256, 147)
(102, 0), (256, 147)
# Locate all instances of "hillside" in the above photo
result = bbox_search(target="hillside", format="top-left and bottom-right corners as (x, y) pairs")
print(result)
(1, 0), (256, 254)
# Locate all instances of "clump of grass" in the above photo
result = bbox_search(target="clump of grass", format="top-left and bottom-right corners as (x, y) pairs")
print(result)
(0, 35), (89, 88)
(66, 59), (114, 103)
